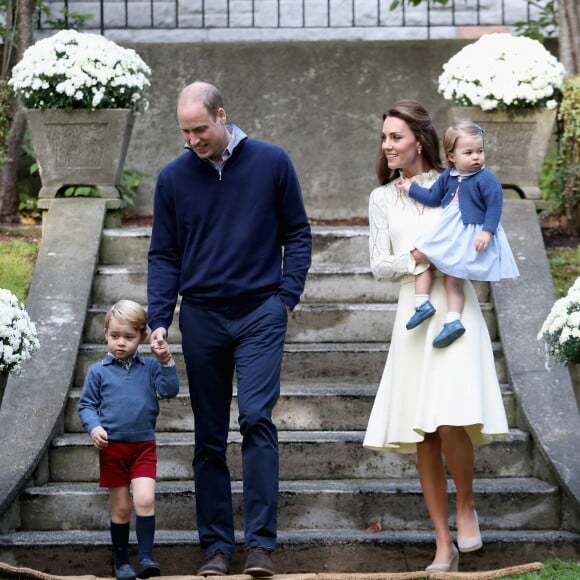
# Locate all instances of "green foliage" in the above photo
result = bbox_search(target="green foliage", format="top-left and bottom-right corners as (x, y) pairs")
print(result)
(513, 0), (558, 42)
(118, 168), (148, 206)
(61, 185), (99, 198)
(542, 75), (580, 235)
(540, 154), (566, 212)
(389, 0), (560, 49)
(17, 191), (41, 220)
(38, 4), (94, 30)
(390, 0), (449, 8)
(57, 168), (146, 205)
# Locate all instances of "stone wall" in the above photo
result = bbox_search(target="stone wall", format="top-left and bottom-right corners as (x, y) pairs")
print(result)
(125, 39), (471, 219)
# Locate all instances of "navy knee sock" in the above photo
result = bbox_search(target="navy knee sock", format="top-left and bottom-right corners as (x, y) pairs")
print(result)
(136, 514), (156, 562)
(110, 521), (130, 566)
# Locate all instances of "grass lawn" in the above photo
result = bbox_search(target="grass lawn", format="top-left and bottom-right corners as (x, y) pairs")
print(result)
(500, 559), (580, 578)
(0, 228), (40, 302)
(546, 246), (580, 297)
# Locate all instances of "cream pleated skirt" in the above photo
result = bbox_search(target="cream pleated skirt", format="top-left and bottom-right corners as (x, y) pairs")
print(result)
(363, 274), (509, 454)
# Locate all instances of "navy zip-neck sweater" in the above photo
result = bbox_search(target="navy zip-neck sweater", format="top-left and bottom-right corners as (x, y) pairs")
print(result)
(147, 134), (312, 331)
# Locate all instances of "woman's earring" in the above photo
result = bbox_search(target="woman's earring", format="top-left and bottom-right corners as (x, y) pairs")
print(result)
(418, 147), (422, 155)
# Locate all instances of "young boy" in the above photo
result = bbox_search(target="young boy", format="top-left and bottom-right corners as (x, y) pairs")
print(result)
(78, 300), (179, 580)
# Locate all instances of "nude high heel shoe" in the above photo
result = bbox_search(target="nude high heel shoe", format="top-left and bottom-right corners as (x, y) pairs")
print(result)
(425, 543), (459, 572)
(458, 509), (483, 552)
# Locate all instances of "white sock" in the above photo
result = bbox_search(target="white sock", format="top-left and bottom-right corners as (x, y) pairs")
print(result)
(416, 294), (430, 308)
(446, 311), (461, 323)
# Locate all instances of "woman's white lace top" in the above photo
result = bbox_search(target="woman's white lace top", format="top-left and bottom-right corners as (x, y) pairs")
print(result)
(368, 169), (442, 281)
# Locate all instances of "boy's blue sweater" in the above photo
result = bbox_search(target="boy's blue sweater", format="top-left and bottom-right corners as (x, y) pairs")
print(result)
(409, 167), (503, 234)
(77, 352), (180, 442)
(147, 134), (312, 331)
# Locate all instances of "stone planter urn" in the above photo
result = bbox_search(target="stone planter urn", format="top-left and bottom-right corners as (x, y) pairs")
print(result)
(25, 108), (135, 199)
(449, 107), (557, 200)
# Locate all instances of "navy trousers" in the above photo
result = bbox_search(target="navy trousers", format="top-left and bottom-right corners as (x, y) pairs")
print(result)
(180, 294), (288, 559)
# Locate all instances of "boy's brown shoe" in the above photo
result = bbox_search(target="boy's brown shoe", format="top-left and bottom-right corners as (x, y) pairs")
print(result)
(243, 548), (274, 577)
(197, 552), (230, 576)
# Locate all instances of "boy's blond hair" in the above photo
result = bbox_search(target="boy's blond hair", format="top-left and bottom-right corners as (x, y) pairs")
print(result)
(104, 300), (147, 333)
(443, 121), (485, 168)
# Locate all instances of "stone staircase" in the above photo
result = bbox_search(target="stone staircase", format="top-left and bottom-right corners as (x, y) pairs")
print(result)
(1, 219), (579, 575)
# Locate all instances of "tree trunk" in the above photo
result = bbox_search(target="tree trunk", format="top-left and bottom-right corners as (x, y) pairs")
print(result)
(558, 0), (580, 75)
(0, 0), (35, 223)
(0, 106), (25, 221)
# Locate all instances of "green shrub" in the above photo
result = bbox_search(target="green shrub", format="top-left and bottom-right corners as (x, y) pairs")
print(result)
(542, 75), (580, 235)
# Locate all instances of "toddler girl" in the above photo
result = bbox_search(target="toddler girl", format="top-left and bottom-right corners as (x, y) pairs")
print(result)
(397, 122), (519, 348)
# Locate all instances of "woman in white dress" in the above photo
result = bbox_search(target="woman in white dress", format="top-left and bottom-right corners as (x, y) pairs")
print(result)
(363, 101), (509, 572)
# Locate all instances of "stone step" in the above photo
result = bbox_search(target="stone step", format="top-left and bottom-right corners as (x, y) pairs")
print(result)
(97, 225), (492, 301)
(74, 342), (509, 389)
(19, 478), (559, 532)
(65, 383), (518, 433)
(99, 226), (371, 268)
(92, 265), (492, 305)
(91, 265), (394, 305)
(1, 528), (578, 576)
(84, 302), (498, 344)
(48, 430), (532, 483)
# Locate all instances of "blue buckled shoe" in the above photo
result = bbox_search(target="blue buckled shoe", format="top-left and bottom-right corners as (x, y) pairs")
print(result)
(137, 558), (161, 579)
(406, 300), (436, 330)
(433, 320), (465, 348)
(114, 563), (137, 580)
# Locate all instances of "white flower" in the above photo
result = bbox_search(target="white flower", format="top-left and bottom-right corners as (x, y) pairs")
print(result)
(0, 289), (40, 375)
(538, 277), (580, 365)
(8, 30), (151, 112)
(438, 33), (566, 113)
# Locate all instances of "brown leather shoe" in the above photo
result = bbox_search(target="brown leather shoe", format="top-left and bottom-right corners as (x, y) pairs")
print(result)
(197, 552), (230, 576)
(243, 548), (274, 577)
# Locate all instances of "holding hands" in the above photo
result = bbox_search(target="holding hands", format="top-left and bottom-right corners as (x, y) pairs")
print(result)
(150, 327), (173, 365)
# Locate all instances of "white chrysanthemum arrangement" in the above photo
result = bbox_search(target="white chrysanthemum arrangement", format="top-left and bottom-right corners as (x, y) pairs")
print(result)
(537, 277), (580, 366)
(0, 289), (40, 375)
(8, 30), (151, 111)
(438, 33), (566, 112)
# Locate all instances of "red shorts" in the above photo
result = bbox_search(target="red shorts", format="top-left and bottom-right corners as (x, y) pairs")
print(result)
(99, 440), (157, 488)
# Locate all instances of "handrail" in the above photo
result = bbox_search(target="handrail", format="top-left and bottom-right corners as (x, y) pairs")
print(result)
(38, 0), (535, 38)
(0, 199), (108, 527)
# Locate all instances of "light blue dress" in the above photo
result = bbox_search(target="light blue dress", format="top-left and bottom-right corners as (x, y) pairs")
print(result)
(414, 174), (520, 282)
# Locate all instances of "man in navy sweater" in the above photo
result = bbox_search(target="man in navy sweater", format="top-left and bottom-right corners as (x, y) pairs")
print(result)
(147, 81), (312, 577)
